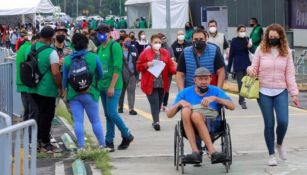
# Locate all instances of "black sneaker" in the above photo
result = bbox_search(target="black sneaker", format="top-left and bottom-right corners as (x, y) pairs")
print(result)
(106, 142), (115, 152)
(40, 142), (62, 153)
(118, 134), (134, 150)
(152, 123), (160, 131)
(182, 152), (202, 164)
(129, 109), (138, 115)
(211, 152), (227, 164)
(118, 108), (124, 113)
(241, 102), (247, 109)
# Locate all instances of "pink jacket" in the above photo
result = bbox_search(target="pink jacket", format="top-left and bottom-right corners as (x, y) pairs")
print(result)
(249, 48), (299, 96)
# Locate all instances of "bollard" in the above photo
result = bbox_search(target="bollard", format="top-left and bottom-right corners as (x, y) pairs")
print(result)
(61, 133), (77, 151)
(72, 159), (87, 175)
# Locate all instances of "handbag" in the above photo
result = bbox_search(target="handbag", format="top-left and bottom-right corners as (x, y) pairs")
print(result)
(240, 75), (259, 99)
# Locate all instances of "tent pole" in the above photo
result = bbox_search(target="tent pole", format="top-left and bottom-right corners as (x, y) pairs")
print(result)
(166, 0), (171, 41)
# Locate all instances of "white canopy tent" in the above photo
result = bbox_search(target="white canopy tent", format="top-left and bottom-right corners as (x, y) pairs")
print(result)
(125, 0), (189, 29)
(0, 0), (55, 16)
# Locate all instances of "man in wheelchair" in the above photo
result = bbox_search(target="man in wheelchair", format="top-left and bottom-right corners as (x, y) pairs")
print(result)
(167, 67), (235, 164)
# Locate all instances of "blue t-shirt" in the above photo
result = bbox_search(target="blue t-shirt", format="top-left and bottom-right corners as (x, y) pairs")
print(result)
(173, 85), (231, 132)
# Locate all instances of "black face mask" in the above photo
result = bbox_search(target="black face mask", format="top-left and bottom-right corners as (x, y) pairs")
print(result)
(185, 26), (191, 31)
(56, 35), (66, 43)
(198, 86), (208, 94)
(119, 35), (125, 41)
(268, 38), (280, 46)
(193, 40), (206, 51)
(250, 24), (254, 27)
(130, 35), (135, 40)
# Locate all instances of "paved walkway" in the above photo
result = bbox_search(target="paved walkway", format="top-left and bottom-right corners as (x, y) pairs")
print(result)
(83, 82), (307, 175)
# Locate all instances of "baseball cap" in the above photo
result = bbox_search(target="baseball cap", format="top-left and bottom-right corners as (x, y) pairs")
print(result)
(194, 67), (211, 77)
(96, 24), (111, 33)
(40, 26), (55, 38)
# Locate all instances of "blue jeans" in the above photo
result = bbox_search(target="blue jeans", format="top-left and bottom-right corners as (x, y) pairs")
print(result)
(100, 89), (130, 143)
(69, 94), (105, 148)
(257, 90), (289, 155)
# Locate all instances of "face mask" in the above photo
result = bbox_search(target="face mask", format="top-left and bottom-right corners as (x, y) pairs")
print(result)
(141, 34), (146, 40)
(56, 35), (66, 43)
(185, 26), (191, 31)
(250, 24), (254, 27)
(97, 33), (108, 43)
(124, 41), (131, 48)
(28, 35), (32, 41)
(153, 43), (161, 50)
(177, 35), (184, 41)
(268, 38), (280, 46)
(193, 40), (206, 51)
(197, 86), (208, 94)
(238, 32), (246, 38)
(209, 27), (217, 33)
(130, 35), (135, 40)
(119, 35), (125, 41)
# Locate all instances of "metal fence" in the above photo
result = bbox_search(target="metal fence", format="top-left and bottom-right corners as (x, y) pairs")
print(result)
(0, 119), (37, 175)
(0, 61), (13, 117)
(294, 49), (307, 75)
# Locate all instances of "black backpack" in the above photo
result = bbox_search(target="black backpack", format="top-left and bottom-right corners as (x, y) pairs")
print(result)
(20, 44), (50, 87)
(68, 55), (92, 92)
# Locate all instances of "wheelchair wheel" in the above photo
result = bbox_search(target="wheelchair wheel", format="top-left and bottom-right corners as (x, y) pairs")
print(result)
(179, 136), (185, 174)
(174, 125), (180, 170)
(222, 123), (232, 173)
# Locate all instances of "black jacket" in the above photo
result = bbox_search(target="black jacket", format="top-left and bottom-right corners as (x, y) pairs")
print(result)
(171, 40), (191, 62)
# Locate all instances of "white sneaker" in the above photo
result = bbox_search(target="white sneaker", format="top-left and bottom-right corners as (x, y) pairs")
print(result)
(268, 155), (277, 166)
(276, 145), (287, 160)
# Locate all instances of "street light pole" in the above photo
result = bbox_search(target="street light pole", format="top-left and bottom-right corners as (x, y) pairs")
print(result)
(166, 0), (171, 41)
(119, 0), (122, 16)
(76, 0), (79, 17)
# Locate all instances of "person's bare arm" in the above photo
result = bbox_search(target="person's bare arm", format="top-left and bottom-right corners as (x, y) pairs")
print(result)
(216, 67), (225, 88)
(176, 71), (185, 91)
(201, 96), (235, 110)
(166, 100), (191, 118)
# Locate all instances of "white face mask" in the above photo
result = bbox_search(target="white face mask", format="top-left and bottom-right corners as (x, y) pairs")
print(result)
(209, 27), (217, 33)
(153, 43), (161, 50)
(141, 34), (146, 40)
(177, 34), (184, 41)
(238, 32), (246, 38)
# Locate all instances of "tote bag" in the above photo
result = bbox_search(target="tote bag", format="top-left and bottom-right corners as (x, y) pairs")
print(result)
(240, 76), (259, 99)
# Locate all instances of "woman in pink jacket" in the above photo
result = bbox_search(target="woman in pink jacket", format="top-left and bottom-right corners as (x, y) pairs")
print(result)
(247, 24), (300, 166)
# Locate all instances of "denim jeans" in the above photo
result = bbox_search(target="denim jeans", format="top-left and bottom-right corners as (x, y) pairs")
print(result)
(69, 94), (105, 148)
(101, 89), (130, 143)
(257, 90), (289, 155)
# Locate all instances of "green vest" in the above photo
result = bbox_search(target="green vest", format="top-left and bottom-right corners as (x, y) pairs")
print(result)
(97, 40), (123, 91)
(16, 41), (31, 92)
(64, 52), (100, 102)
(26, 42), (59, 97)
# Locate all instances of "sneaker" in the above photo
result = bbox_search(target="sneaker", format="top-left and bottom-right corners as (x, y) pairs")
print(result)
(161, 106), (166, 111)
(129, 109), (138, 115)
(118, 108), (124, 113)
(152, 123), (160, 131)
(182, 152), (202, 164)
(40, 142), (62, 153)
(211, 152), (227, 164)
(241, 102), (247, 109)
(106, 142), (115, 152)
(268, 155), (277, 166)
(99, 145), (113, 152)
(276, 145), (287, 160)
(118, 134), (134, 150)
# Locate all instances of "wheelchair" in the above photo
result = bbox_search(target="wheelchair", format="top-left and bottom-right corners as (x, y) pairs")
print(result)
(173, 107), (232, 174)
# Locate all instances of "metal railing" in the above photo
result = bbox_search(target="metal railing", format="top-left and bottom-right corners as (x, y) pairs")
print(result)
(0, 112), (12, 174)
(0, 61), (13, 117)
(295, 49), (307, 75)
(0, 119), (37, 175)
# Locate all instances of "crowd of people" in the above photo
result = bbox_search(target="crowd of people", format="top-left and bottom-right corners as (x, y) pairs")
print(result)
(11, 16), (300, 166)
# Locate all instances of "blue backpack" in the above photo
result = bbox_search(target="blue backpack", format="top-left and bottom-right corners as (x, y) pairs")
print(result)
(68, 55), (92, 92)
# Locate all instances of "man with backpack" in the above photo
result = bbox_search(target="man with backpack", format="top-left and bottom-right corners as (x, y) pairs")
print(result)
(24, 26), (63, 153)
(96, 24), (134, 152)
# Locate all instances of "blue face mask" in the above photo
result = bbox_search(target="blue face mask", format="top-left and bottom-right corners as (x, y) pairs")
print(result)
(97, 33), (107, 43)
(124, 41), (131, 48)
